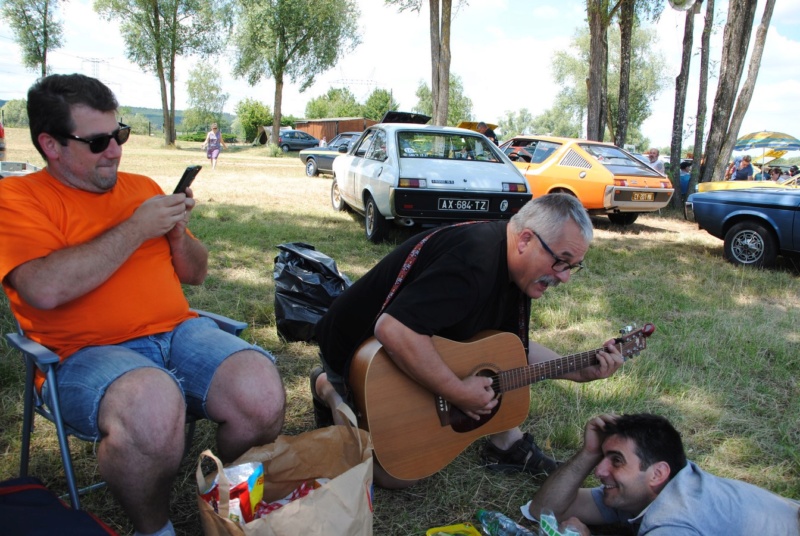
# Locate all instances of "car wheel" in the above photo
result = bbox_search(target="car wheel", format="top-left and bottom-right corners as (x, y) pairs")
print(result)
(723, 221), (777, 268)
(364, 194), (388, 243)
(281, 144), (290, 153)
(305, 158), (318, 177)
(607, 213), (639, 226)
(331, 179), (348, 212)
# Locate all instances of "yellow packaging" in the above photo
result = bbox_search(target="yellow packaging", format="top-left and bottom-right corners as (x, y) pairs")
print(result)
(426, 522), (482, 536)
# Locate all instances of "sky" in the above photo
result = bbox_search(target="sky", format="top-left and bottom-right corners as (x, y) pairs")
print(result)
(2, 0), (799, 148)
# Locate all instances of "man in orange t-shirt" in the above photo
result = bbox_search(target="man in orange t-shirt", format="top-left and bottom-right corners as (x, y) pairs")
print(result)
(0, 74), (285, 536)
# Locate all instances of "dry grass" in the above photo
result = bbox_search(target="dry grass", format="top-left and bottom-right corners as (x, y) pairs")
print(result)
(1, 128), (799, 535)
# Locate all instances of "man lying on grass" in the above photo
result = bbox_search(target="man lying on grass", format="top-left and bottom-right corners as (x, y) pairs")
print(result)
(527, 413), (800, 535)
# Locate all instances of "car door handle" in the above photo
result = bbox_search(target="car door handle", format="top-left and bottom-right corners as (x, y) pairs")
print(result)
(377, 167), (383, 177)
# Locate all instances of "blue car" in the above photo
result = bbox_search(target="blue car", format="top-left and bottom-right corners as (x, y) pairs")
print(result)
(298, 132), (362, 177)
(685, 187), (800, 268)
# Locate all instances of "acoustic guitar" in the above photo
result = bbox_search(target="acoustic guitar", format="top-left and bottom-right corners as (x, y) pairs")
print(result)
(349, 323), (655, 480)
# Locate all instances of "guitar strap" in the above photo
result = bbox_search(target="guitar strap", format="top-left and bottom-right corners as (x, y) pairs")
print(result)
(375, 221), (530, 352)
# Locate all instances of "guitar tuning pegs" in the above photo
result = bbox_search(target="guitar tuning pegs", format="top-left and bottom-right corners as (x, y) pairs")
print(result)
(620, 324), (635, 335)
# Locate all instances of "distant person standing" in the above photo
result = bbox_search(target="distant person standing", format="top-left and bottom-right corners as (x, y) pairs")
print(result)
(732, 154), (754, 181)
(202, 123), (227, 170)
(320, 136), (328, 148)
(647, 148), (665, 174)
(477, 122), (498, 145)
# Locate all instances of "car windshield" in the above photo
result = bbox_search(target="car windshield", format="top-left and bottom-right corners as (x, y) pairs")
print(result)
(396, 131), (502, 162)
(579, 143), (661, 176)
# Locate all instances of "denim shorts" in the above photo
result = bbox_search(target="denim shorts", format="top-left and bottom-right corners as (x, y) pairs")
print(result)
(44, 316), (276, 441)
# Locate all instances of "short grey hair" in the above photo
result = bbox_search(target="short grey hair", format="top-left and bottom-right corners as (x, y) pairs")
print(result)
(510, 194), (593, 244)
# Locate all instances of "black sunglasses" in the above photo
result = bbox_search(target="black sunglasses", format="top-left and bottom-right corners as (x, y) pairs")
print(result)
(60, 123), (131, 154)
(532, 231), (585, 274)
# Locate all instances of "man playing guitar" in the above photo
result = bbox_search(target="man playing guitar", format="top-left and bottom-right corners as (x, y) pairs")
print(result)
(312, 194), (625, 488)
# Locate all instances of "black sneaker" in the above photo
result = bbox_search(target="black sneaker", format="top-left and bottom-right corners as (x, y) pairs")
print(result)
(309, 366), (334, 428)
(481, 433), (560, 476)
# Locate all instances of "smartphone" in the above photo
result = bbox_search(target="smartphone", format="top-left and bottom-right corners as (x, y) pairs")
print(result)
(173, 165), (202, 194)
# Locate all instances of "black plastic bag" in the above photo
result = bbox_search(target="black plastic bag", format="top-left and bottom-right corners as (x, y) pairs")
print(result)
(273, 242), (352, 342)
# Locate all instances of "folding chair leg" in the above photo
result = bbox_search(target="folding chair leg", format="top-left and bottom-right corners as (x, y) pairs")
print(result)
(45, 366), (82, 510)
(19, 360), (36, 479)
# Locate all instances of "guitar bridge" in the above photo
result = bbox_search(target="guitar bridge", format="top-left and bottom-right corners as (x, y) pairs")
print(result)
(434, 395), (451, 426)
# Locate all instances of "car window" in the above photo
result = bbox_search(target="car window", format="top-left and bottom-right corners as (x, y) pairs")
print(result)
(397, 131), (501, 162)
(579, 143), (660, 176)
(366, 130), (388, 162)
(353, 130), (377, 157)
(530, 141), (560, 164)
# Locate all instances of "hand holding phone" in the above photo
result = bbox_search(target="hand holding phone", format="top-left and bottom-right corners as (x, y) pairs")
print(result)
(173, 165), (202, 194)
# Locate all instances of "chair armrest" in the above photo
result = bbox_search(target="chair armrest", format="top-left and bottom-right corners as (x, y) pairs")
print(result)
(5, 333), (60, 370)
(192, 309), (248, 336)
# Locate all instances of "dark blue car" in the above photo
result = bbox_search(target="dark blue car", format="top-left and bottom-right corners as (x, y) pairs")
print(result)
(298, 131), (362, 177)
(685, 187), (800, 268)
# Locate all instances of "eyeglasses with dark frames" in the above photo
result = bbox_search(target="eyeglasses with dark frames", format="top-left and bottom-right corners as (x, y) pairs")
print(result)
(60, 123), (131, 154)
(532, 231), (585, 274)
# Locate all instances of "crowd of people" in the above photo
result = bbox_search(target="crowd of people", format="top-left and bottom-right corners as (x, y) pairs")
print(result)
(0, 74), (797, 535)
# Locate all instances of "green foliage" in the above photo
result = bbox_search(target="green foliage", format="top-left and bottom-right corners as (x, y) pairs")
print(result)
(232, 0), (361, 129)
(551, 25), (668, 142)
(94, 0), (233, 144)
(304, 88), (363, 119)
(182, 63), (229, 133)
(363, 88), (400, 121)
(2, 0), (64, 76)
(413, 73), (473, 126)
(234, 98), (272, 143)
(0, 99), (30, 127)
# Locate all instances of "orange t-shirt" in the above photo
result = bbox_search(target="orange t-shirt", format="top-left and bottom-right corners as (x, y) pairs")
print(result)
(0, 168), (197, 362)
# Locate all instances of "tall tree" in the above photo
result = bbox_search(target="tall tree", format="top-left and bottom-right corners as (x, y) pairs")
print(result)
(363, 88), (400, 122)
(688, 0), (714, 196)
(553, 26), (667, 143)
(233, 0), (360, 146)
(613, 0), (634, 147)
(700, 0), (758, 183)
(95, 0), (232, 146)
(182, 63), (229, 133)
(585, 0), (620, 140)
(387, 0), (461, 126)
(498, 109), (537, 138)
(2, 0), (64, 77)
(708, 0), (776, 183)
(413, 73), (472, 127)
(669, 2), (700, 208)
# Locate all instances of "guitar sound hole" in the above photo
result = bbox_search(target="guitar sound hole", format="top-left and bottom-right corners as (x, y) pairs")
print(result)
(449, 368), (501, 433)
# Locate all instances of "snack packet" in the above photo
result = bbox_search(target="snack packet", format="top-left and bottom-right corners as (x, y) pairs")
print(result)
(200, 461), (264, 526)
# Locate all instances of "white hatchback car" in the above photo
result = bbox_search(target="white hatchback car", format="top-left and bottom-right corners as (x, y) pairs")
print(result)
(330, 121), (532, 242)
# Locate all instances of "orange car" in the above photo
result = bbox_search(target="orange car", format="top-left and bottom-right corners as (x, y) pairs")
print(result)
(500, 135), (674, 225)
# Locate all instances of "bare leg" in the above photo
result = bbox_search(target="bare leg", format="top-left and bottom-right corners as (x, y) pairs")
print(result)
(314, 371), (418, 489)
(97, 368), (186, 534)
(205, 350), (285, 463)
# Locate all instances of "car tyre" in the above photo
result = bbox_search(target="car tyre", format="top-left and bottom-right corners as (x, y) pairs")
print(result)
(281, 144), (290, 153)
(364, 194), (388, 243)
(331, 178), (348, 212)
(607, 213), (639, 226)
(305, 158), (318, 177)
(724, 221), (777, 268)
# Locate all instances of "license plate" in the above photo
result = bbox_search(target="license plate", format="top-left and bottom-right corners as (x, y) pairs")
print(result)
(438, 198), (489, 211)
(632, 192), (655, 202)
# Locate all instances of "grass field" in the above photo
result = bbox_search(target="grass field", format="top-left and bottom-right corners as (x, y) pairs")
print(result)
(1, 127), (799, 535)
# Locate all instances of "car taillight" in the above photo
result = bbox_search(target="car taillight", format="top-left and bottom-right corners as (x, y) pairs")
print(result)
(660, 180), (672, 188)
(614, 178), (629, 187)
(503, 183), (527, 192)
(399, 178), (427, 188)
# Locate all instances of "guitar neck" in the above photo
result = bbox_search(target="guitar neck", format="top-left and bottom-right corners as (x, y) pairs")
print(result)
(498, 348), (603, 392)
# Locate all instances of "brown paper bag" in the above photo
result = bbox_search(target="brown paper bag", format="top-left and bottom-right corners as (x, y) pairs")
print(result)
(197, 403), (373, 536)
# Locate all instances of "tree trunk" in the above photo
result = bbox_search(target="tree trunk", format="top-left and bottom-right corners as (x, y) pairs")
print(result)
(614, 0), (634, 148)
(701, 0), (758, 183)
(272, 75), (284, 146)
(690, 0), (714, 195)
(429, 0), (441, 124)
(586, 0), (608, 141)
(715, 0), (776, 173)
(669, 5), (696, 208)
(429, 0), (451, 126)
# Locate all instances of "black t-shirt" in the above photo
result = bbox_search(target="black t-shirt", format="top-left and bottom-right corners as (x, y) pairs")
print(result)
(484, 128), (499, 145)
(315, 221), (527, 379)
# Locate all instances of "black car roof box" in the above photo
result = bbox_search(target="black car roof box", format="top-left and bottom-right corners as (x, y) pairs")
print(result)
(379, 111), (431, 125)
